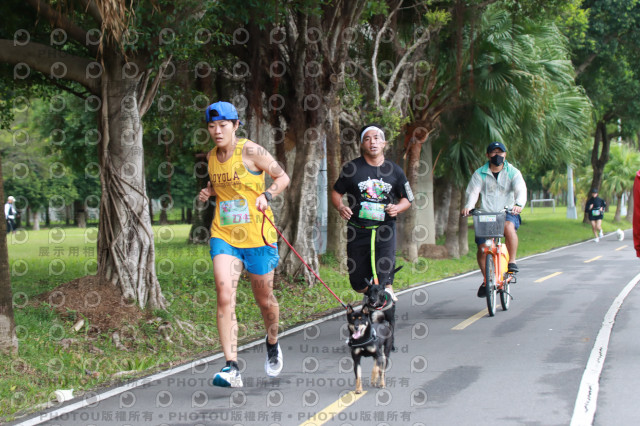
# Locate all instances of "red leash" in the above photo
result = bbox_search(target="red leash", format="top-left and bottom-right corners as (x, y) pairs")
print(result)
(261, 210), (347, 309)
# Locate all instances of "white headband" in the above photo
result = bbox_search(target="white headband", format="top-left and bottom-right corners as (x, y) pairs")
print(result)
(360, 126), (385, 144)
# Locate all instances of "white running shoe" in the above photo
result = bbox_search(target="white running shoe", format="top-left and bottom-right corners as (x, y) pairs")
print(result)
(265, 336), (283, 377)
(213, 366), (243, 388)
(599, 229), (603, 238)
(594, 237), (600, 243)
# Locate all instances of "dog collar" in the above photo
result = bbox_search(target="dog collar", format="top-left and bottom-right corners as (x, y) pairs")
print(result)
(371, 293), (393, 311)
(347, 328), (378, 348)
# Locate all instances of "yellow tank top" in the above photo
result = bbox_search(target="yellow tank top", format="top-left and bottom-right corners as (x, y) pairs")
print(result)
(208, 138), (277, 247)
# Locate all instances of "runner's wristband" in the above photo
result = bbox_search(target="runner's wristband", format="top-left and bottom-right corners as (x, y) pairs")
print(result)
(262, 191), (273, 203)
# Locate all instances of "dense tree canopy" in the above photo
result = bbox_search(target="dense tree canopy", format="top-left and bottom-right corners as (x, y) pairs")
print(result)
(569, 0), (640, 208)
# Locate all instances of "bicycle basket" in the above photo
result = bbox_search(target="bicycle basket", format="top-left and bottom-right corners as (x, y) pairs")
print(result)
(472, 211), (506, 238)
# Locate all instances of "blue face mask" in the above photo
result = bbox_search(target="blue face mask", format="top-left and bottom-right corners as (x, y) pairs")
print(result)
(490, 155), (504, 166)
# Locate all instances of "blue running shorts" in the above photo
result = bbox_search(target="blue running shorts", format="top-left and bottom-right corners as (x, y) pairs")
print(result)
(209, 238), (279, 275)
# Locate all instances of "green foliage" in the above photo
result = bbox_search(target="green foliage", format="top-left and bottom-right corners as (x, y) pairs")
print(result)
(573, 0), (640, 133)
(340, 76), (364, 112)
(340, 73), (407, 145)
(425, 9), (451, 28)
(432, 2), (592, 182)
(363, 100), (410, 146)
(602, 142), (640, 198)
(361, 0), (390, 21)
(1, 102), (79, 213)
(142, 81), (212, 211)
(126, 0), (227, 65)
(542, 168), (567, 195)
(443, 138), (478, 185)
(555, 0), (590, 47)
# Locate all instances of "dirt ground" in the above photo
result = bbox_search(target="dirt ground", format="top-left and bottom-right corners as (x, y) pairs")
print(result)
(36, 276), (145, 334)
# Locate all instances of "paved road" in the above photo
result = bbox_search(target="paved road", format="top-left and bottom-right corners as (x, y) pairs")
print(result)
(15, 230), (640, 426)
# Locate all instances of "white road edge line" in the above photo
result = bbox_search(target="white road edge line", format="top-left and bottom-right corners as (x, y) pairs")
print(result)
(569, 271), (640, 426)
(17, 232), (627, 425)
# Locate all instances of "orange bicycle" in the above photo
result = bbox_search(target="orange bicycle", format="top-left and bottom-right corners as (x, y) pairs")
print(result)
(470, 209), (516, 316)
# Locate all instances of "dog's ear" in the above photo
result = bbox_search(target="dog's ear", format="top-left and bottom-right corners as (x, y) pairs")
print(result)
(346, 304), (354, 314)
(362, 305), (370, 315)
(364, 278), (372, 289)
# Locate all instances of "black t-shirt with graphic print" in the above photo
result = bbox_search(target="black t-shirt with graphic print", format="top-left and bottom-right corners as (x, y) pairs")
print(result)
(333, 156), (414, 227)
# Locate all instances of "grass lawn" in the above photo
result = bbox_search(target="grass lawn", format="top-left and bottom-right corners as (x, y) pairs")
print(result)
(1, 207), (631, 421)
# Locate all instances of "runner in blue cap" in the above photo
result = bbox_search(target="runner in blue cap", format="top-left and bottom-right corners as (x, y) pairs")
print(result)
(199, 101), (290, 387)
(205, 101), (245, 125)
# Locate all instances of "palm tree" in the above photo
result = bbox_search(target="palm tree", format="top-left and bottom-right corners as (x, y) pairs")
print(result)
(429, 3), (592, 256)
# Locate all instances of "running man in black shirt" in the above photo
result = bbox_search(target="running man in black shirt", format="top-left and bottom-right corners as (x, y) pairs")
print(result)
(331, 125), (414, 300)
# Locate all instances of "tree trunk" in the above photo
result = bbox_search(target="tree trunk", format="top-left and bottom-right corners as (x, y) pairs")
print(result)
(189, 153), (212, 244)
(401, 126), (429, 262)
(414, 138), (436, 247)
(458, 186), (469, 256)
(434, 176), (451, 239)
(586, 120), (611, 223)
(189, 200), (213, 244)
(15, 207), (21, 229)
(627, 189), (634, 222)
(96, 59), (165, 309)
(159, 207), (168, 225)
(614, 194), (622, 222)
(65, 204), (71, 226)
(32, 209), (40, 231)
(278, 120), (321, 283)
(325, 99), (345, 260)
(445, 181), (461, 258)
(0, 154), (18, 355)
(74, 200), (87, 228)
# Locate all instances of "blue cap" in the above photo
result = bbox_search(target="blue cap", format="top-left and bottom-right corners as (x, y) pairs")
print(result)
(206, 102), (243, 125)
(486, 141), (506, 153)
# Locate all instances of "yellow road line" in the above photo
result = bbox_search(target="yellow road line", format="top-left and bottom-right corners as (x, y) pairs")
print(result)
(300, 391), (367, 426)
(616, 245), (628, 251)
(535, 271), (563, 283)
(584, 256), (602, 263)
(452, 309), (487, 330)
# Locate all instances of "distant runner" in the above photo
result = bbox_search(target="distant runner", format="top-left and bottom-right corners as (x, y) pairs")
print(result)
(585, 188), (606, 242)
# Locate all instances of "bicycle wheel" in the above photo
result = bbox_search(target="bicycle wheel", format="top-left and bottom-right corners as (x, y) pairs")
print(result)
(500, 280), (510, 311)
(485, 255), (496, 316)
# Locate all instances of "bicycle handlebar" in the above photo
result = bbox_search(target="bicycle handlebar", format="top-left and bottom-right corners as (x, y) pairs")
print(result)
(462, 207), (516, 217)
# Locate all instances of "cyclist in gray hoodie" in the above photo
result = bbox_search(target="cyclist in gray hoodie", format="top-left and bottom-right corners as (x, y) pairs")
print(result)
(461, 142), (527, 297)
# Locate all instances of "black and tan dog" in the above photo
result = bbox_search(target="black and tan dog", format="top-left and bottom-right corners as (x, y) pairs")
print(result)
(363, 265), (402, 349)
(363, 279), (396, 351)
(346, 304), (393, 394)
